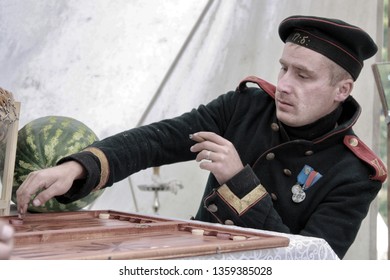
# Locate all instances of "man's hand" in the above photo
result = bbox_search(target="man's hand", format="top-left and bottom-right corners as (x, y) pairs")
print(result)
(16, 161), (86, 216)
(190, 131), (244, 184)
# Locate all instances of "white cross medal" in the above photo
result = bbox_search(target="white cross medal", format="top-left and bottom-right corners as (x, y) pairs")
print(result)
(291, 165), (322, 203)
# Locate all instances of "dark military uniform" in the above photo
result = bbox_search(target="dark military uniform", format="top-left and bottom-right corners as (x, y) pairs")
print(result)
(57, 76), (386, 259)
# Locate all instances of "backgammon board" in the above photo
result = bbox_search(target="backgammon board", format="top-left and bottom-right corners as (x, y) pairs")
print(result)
(1, 210), (290, 260)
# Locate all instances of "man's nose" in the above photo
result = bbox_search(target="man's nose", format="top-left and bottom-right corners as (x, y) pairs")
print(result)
(276, 74), (291, 94)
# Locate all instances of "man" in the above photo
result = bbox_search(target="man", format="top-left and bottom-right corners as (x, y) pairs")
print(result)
(16, 15), (386, 259)
(0, 221), (13, 259)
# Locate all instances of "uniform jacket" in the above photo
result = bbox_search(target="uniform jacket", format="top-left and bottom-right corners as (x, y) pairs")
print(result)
(57, 76), (387, 259)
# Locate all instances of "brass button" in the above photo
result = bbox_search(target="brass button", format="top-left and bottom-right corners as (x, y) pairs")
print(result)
(224, 219), (234, 225)
(207, 204), (218, 213)
(266, 153), (275, 160)
(305, 150), (314, 156)
(349, 137), (359, 147)
(283, 169), (292, 176)
(271, 193), (277, 201)
(271, 123), (280, 131)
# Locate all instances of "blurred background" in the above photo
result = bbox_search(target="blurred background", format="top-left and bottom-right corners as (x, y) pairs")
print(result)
(0, 0), (387, 259)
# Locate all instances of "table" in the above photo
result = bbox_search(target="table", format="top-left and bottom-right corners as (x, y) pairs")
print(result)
(2, 210), (338, 260)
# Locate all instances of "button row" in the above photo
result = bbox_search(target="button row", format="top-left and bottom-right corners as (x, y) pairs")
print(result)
(206, 203), (235, 225)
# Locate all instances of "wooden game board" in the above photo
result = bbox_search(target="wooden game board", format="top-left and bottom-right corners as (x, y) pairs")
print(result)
(1, 210), (290, 260)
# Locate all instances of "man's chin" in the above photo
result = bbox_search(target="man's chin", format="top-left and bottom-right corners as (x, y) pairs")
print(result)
(276, 113), (296, 127)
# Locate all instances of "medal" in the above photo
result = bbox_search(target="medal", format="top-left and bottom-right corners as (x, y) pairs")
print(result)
(291, 165), (322, 203)
(291, 183), (306, 203)
(292, 188), (306, 203)
(291, 184), (301, 194)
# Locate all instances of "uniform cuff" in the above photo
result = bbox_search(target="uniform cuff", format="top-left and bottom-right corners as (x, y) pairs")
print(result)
(225, 164), (261, 194)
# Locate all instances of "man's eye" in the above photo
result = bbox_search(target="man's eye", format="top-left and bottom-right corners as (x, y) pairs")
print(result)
(298, 73), (309, 79)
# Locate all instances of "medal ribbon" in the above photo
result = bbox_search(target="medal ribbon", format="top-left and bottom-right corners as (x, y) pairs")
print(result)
(297, 165), (322, 191)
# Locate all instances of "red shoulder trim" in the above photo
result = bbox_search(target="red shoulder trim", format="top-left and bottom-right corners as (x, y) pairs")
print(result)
(236, 76), (276, 98)
(344, 135), (387, 183)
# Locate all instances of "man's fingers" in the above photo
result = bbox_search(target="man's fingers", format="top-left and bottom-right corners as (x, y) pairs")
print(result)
(16, 170), (58, 211)
(30, 183), (63, 207)
(189, 133), (205, 143)
(16, 173), (45, 212)
(190, 132), (227, 145)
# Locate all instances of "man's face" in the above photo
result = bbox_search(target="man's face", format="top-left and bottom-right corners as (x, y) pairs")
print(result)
(275, 43), (347, 127)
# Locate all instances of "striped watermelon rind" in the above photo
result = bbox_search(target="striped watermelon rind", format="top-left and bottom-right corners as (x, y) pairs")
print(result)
(12, 116), (104, 212)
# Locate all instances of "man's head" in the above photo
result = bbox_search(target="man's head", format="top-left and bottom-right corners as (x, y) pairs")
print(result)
(275, 15), (377, 127)
(278, 15), (377, 81)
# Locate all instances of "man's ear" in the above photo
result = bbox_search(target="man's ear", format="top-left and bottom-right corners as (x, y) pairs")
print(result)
(335, 79), (354, 102)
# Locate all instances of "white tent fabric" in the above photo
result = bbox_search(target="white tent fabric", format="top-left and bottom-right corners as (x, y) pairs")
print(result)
(0, 0), (382, 259)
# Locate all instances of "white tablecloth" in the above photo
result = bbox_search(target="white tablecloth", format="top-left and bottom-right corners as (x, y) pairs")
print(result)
(179, 222), (339, 260)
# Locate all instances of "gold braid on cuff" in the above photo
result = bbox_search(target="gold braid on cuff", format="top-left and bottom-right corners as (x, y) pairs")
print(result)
(83, 147), (109, 191)
(217, 184), (267, 216)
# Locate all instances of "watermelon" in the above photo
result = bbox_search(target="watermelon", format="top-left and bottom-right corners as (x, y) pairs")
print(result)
(12, 116), (104, 212)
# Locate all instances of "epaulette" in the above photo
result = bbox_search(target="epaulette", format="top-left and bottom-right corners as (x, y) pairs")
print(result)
(236, 76), (276, 98)
(344, 135), (387, 183)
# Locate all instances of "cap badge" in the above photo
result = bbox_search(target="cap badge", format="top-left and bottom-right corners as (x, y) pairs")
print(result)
(289, 32), (311, 47)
